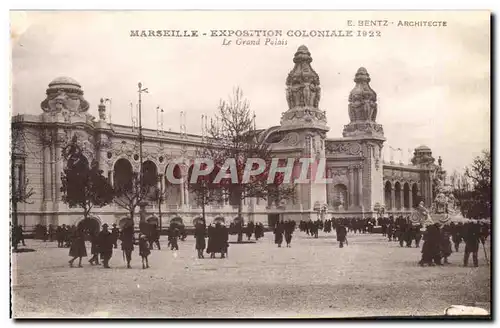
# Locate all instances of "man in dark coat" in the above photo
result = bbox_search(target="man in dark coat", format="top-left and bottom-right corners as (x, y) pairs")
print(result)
(254, 222), (264, 240)
(15, 225), (26, 247)
(194, 222), (206, 259)
(413, 225), (423, 248)
(336, 223), (347, 248)
(56, 225), (64, 247)
(88, 230), (100, 265)
(48, 224), (55, 242)
(207, 224), (215, 257)
(121, 223), (135, 268)
(111, 223), (120, 249)
(463, 222), (481, 267)
(98, 224), (114, 268)
(451, 222), (462, 252)
(274, 220), (285, 247)
(284, 220), (295, 247)
(246, 221), (254, 241)
(219, 223), (229, 258)
(170, 226), (180, 251)
(419, 224), (441, 266)
(149, 224), (161, 250)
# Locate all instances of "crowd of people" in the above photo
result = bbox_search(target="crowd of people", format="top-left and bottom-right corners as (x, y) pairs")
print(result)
(15, 214), (490, 268)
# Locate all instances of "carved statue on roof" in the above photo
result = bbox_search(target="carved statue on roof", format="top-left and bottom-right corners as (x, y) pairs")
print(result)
(285, 45), (321, 110)
(40, 76), (90, 114)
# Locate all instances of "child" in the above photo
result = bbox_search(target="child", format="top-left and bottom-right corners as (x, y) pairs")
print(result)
(139, 234), (150, 269)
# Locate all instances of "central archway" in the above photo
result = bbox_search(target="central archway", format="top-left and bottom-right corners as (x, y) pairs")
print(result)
(77, 216), (101, 237)
(333, 184), (348, 210)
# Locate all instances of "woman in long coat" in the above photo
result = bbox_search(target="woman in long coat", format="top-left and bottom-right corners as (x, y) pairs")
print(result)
(121, 224), (135, 269)
(274, 220), (284, 247)
(194, 222), (206, 259)
(68, 228), (87, 267)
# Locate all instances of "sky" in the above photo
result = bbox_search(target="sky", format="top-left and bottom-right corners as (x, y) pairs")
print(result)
(10, 11), (490, 175)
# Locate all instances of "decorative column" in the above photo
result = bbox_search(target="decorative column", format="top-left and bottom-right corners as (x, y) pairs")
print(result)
(108, 170), (114, 188)
(348, 166), (354, 209)
(43, 145), (52, 201)
(179, 177), (185, 207)
(184, 180), (190, 207)
(51, 143), (56, 201)
(54, 143), (62, 201)
(390, 185), (396, 211)
(399, 185), (404, 210)
(409, 184), (413, 209)
(357, 165), (363, 207)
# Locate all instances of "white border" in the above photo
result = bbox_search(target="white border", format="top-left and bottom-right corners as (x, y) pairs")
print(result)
(3, 1), (497, 327)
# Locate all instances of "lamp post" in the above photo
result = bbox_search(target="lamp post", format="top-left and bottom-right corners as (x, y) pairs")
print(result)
(137, 82), (149, 229)
(138, 82), (148, 186)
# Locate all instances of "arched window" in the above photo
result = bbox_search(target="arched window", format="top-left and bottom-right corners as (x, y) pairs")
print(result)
(384, 181), (392, 209)
(113, 158), (133, 192)
(394, 182), (402, 209)
(403, 183), (410, 209)
(333, 184), (348, 210)
(412, 184), (419, 208)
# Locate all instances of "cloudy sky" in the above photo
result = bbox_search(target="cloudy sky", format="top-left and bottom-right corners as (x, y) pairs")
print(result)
(11, 11), (490, 174)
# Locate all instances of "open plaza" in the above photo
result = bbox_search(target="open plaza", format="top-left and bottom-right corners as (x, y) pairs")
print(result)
(12, 230), (490, 318)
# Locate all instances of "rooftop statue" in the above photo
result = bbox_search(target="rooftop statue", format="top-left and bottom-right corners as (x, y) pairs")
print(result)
(40, 76), (90, 114)
(285, 45), (321, 110)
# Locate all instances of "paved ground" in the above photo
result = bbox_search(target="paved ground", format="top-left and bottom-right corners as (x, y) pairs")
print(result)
(12, 231), (491, 318)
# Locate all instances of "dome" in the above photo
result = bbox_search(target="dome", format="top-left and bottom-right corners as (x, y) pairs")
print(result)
(48, 76), (82, 89)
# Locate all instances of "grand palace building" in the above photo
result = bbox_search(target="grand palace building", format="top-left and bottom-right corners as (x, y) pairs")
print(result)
(11, 45), (441, 230)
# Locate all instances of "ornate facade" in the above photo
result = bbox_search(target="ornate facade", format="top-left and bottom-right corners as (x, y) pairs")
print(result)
(12, 46), (440, 230)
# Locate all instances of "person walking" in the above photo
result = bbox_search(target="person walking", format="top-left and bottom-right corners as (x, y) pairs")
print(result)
(68, 228), (87, 268)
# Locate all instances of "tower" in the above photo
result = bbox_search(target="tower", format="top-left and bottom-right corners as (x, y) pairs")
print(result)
(343, 68), (386, 212)
(279, 45), (329, 217)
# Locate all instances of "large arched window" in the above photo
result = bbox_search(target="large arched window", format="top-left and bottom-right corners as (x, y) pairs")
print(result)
(164, 162), (184, 206)
(412, 183), (419, 208)
(384, 181), (392, 209)
(403, 182), (410, 209)
(114, 158), (133, 192)
(394, 182), (402, 209)
(142, 160), (158, 199)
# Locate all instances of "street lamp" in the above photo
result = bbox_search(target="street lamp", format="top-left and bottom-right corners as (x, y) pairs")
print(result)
(137, 82), (149, 229)
(137, 82), (149, 187)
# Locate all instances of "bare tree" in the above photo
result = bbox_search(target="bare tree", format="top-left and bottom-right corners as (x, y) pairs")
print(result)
(113, 173), (152, 229)
(203, 87), (296, 240)
(11, 121), (38, 249)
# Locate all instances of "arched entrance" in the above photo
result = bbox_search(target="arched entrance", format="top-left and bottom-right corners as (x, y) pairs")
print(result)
(394, 182), (402, 209)
(213, 216), (225, 225)
(384, 181), (392, 209)
(114, 158), (133, 192)
(403, 183), (410, 209)
(164, 163), (183, 207)
(170, 216), (184, 227)
(412, 184), (419, 208)
(193, 216), (204, 226)
(146, 216), (159, 226)
(77, 216), (101, 237)
(333, 184), (348, 210)
(118, 217), (134, 229)
(142, 160), (158, 199)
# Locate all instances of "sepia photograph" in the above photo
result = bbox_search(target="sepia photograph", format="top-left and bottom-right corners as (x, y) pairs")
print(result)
(9, 10), (491, 318)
